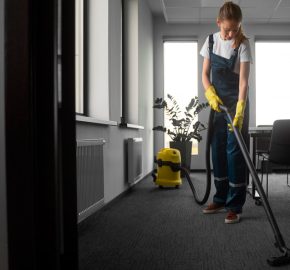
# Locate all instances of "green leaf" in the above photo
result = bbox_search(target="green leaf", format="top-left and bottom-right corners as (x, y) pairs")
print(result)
(172, 119), (185, 126)
(185, 112), (193, 118)
(152, 126), (167, 132)
(154, 97), (163, 104)
(186, 98), (195, 111)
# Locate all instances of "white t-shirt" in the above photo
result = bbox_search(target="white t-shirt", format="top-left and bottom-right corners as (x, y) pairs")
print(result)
(200, 32), (252, 74)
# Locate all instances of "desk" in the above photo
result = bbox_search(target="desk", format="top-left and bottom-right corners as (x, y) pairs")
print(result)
(248, 127), (272, 201)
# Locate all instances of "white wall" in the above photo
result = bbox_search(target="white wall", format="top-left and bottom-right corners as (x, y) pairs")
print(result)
(153, 16), (290, 169)
(77, 0), (154, 204)
(0, 0), (8, 268)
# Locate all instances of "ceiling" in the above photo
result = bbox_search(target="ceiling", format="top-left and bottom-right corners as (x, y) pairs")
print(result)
(146, 0), (290, 23)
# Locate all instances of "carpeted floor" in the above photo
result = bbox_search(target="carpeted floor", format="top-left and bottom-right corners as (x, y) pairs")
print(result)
(78, 172), (290, 270)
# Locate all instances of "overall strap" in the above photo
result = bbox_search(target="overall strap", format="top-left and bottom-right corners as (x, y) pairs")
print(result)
(232, 46), (240, 58)
(208, 34), (214, 53)
(230, 45), (240, 70)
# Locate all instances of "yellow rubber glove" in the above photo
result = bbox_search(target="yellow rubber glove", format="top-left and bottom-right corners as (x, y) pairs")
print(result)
(204, 85), (224, 112)
(228, 100), (246, 132)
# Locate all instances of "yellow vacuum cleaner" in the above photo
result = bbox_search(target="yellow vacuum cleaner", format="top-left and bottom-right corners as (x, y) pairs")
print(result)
(152, 148), (182, 188)
(152, 146), (211, 203)
(152, 109), (214, 203)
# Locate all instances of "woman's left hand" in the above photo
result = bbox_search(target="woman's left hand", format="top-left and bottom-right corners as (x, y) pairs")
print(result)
(228, 115), (244, 132)
(228, 100), (246, 132)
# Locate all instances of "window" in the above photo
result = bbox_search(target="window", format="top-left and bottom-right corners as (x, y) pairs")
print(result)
(163, 41), (198, 154)
(255, 41), (290, 125)
(75, 0), (84, 114)
(75, 0), (110, 121)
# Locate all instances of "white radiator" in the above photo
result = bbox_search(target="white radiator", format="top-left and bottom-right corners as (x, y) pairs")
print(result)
(127, 138), (143, 185)
(76, 139), (105, 223)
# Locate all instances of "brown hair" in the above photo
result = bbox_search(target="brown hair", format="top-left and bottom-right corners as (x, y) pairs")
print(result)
(218, 1), (248, 48)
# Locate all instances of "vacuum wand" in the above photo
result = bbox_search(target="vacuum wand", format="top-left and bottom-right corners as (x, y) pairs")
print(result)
(219, 104), (290, 266)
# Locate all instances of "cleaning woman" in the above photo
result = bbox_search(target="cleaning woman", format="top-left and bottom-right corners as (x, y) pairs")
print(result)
(200, 1), (252, 224)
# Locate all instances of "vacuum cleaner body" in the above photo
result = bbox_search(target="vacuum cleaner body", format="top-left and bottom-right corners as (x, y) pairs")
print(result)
(153, 148), (182, 188)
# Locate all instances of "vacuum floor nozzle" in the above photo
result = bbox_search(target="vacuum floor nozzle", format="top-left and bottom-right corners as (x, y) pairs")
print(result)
(267, 253), (290, 267)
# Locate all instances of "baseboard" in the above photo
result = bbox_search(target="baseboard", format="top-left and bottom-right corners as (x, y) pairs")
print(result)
(78, 199), (104, 224)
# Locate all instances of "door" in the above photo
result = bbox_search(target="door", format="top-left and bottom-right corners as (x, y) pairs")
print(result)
(5, 0), (78, 269)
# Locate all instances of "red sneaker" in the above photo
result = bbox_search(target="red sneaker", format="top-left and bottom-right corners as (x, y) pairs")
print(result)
(225, 211), (241, 224)
(202, 203), (225, 214)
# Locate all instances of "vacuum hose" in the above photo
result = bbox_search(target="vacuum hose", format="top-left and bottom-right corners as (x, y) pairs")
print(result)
(179, 109), (214, 205)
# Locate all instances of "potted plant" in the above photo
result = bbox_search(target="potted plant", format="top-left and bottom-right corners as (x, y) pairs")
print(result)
(153, 94), (208, 172)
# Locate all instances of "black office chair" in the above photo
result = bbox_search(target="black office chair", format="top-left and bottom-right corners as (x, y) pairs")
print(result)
(256, 125), (272, 168)
(260, 120), (290, 197)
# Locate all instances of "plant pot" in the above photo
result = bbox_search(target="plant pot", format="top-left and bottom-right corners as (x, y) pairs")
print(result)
(169, 141), (192, 176)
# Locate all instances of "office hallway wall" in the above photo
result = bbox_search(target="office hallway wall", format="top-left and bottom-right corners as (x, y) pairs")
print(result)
(76, 0), (154, 206)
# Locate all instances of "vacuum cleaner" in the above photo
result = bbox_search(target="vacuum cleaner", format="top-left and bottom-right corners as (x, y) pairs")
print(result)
(152, 105), (290, 266)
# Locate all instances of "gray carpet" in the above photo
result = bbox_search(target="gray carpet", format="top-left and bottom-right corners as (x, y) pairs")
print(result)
(78, 172), (290, 270)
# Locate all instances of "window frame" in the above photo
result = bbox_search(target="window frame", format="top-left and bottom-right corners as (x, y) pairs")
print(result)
(75, 0), (117, 126)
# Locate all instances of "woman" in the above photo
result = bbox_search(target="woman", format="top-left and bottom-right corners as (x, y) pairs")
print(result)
(200, 1), (252, 224)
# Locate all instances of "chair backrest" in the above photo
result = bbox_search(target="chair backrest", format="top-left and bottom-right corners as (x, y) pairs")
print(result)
(256, 125), (272, 153)
(268, 119), (290, 165)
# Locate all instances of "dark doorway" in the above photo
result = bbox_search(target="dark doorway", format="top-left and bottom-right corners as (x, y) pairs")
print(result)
(5, 0), (78, 269)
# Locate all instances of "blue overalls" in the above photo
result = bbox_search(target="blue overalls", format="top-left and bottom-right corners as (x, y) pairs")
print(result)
(209, 34), (249, 214)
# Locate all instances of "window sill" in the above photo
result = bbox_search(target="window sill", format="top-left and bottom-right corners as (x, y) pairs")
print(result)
(119, 122), (144, 130)
(76, 115), (118, 126)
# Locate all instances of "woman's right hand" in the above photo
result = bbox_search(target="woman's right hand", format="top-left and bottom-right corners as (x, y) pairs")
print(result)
(205, 85), (224, 112)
